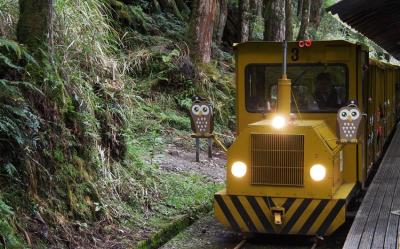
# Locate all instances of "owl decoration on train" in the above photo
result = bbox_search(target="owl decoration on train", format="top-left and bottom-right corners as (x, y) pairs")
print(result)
(337, 100), (362, 143)
(190, 96), (214, 136)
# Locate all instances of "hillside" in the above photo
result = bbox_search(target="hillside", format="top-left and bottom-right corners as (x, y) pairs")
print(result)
(0, 0), (396, 248)
(0, 0), (235, 248)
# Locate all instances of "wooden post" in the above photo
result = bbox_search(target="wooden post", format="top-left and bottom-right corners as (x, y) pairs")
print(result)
(196, 137), (200, 162)
(208, 137), (213, 158)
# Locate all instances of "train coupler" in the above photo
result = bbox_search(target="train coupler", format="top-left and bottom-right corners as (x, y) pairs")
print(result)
(271, 207), (285, 225)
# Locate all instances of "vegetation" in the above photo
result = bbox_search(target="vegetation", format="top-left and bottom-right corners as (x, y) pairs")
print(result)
(0, 0), (397, 248)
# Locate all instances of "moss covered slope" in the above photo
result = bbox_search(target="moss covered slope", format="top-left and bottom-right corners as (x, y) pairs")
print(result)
(0, 0), (233, 248)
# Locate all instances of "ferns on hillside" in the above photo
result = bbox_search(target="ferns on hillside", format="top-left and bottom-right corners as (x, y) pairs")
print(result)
(0, 38), (40, 177)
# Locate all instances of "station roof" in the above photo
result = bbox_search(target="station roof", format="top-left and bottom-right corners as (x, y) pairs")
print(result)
(327, 0), (400, 59)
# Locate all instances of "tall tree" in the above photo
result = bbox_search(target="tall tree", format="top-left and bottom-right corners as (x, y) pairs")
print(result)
(239, 0), (250, 42)
(222, 3), (241, 45)
(16, 0), (54, 197)
(285, 0), (293, 41)
(249, 0), (263, 40)
(309, 0), (323, 28)
(157, 0), (183, 19)
(251, 0), (263, 18)
(17, 0), (54, 53)
(264, 0), (285, 41)
(213, 0), (228, 45)
(175, 0), (190, 15)
(296, 0), (310, 40)
(297, 0), (303, 17)
(189, 0), (216, 63)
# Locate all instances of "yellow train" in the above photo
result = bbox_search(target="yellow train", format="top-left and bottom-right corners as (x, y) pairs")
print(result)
(214, 40), (400, 236)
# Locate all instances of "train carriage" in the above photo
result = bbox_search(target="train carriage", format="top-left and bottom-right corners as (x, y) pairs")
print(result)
(214, 40), (400, 236)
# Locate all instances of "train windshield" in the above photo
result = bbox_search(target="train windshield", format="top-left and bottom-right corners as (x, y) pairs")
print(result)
(245, 64), (348, 113)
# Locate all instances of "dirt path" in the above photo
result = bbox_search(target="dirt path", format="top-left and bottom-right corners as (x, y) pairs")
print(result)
(153, 143), (227, 183)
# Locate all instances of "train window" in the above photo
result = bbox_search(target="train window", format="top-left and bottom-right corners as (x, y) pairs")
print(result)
(245, 64), (348, 113)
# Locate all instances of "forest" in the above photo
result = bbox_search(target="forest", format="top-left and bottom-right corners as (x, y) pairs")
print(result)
(0, 0), (394, 248)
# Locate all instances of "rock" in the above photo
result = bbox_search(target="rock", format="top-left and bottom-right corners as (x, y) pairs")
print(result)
(168, 150), (179, 157)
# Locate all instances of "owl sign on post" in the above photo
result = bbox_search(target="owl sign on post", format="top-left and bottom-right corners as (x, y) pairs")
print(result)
(336, 100), (362, 144)
(190, 96), (214, 136)
(190, 96), (214, 162)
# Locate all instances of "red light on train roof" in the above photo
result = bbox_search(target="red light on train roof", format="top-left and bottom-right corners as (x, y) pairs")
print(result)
(298, 40), (313, 48)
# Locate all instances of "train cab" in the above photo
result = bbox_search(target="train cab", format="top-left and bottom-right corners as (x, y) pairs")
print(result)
(214, 40), (399, 236)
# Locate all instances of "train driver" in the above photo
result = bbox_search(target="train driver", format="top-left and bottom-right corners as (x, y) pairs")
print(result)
(314, 72), (340, 110)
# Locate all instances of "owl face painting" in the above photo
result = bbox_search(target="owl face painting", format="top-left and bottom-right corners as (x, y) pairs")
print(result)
(337, 104), (362, 143)
(190, 101), (213, 135)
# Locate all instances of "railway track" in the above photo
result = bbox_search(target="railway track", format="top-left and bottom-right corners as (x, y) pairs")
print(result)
(160, 214), (350, 249)
(232, 235), (324, 249)
(233, 239), (247, 249)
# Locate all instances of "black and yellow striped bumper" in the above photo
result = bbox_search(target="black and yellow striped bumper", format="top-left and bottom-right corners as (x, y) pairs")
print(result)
(214, 190), (346, 236)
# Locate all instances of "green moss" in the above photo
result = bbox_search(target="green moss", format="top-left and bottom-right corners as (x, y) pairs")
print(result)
(118, 10), (133, 24)
(53, 148), (65, 163)
(135, 204), (212, 249)
(0, 199), (26, 249)
(1, 1), (232, 248)
(110, 0), (124, 10)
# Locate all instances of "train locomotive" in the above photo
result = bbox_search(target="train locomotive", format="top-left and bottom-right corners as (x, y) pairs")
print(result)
(214, 40), (400, 236)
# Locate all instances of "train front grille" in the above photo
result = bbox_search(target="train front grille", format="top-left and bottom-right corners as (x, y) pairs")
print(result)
(251, 134), (304, 186)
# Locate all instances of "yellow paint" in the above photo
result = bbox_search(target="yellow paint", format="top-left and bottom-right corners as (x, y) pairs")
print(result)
(333, 182), (356, 199)
(215, 40), (399, 236)
(277, 74), (292, 115)
(214, 191), (347, 236)
(227, 119), (340, 199)
(255, 195), (276, 230)
(290, 201), (318, 233)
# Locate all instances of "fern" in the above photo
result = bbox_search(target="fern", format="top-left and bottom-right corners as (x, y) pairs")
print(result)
(0, 199), (25, 249)
(0, 38), (40, 179)
(0, 38), (37, 65)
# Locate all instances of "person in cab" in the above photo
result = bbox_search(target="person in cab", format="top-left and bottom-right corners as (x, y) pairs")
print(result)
(314, 72), (339, 110)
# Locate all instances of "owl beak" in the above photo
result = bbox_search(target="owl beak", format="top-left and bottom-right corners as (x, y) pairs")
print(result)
(199, 111), (203, 115)
(348, 116), (353, 122)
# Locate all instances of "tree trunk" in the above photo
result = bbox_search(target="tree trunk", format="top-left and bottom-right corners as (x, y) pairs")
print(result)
(296, 0), (310, 40)
(189, 0), (216, 63)
(213, 0), (228, 45)
(175, 0), (190, 15)
(264, 0), (285, 41)
(249, 0), (263, 40)
(239, 0), (250, 42)
(252, 0), (263, 18)
(285, 0), (293, 41)
(297, 0), (303, 17)
(309, 0), (323, 28)
(17, 0), (54, 53)
(222, 4), (240, 45)
(158, 0), (183, 19)
(152, 0), (161, 12)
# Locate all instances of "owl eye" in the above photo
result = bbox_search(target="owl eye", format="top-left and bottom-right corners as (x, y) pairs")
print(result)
(350, 109), (360, 120)
(191, 104), (201, 115)
(200, 105), (210, 115)
(339, 109), (350, 121)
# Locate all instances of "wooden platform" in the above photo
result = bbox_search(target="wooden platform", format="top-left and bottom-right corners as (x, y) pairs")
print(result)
(344, 127), (400, 249)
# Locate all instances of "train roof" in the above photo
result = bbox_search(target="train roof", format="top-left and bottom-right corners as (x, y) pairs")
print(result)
(369, 58), (399, 69)
(327, 0), (400, 60)
(234, 40), (399, 69)
(234, 40), (360, 48)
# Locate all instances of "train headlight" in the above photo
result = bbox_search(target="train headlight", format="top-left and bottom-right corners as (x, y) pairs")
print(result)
(310, 164), (326, 181)
(231, 161), (247, 178)
(272, 115), (286, 129)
